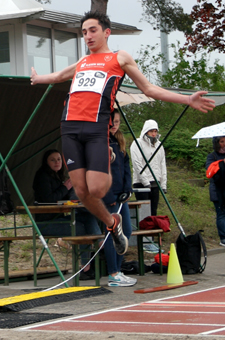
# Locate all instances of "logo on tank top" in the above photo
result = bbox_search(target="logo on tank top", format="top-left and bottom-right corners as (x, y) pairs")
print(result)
(104, 55), (113, 62)
(67, 158), (75, 165)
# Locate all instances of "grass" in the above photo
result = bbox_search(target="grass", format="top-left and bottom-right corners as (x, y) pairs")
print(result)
(156, 161), (218, 253)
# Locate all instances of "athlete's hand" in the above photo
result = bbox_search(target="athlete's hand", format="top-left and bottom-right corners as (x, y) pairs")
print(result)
(30, 67), (38, 85)
(189, 91), (215, 113)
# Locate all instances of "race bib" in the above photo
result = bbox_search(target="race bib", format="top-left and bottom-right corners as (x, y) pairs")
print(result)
(71, 70), (107, 94)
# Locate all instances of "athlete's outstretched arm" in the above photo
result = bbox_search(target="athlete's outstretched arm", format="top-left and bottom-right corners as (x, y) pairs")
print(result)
(118, 50), (215, 113)
(30, 63), (77, 86)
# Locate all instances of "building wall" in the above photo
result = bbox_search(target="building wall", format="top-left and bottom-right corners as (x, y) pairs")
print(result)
(0, 18), (81, 77)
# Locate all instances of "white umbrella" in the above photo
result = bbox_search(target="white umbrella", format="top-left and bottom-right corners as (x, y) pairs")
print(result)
(192, 122), (225, 139)
(115, 91), (154, 107)
(192, 122), (225, 146)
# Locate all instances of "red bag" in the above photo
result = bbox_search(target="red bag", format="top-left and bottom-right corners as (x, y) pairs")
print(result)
(206, 160), (223, 178)
(154, 253), (170, 267)
(139, 215), (171, 232)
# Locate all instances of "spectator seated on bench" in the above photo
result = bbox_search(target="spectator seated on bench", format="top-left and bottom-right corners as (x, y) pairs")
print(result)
(33, 149), (102, 280)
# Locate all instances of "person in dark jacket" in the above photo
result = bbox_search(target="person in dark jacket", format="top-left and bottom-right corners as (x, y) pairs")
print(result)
(102, 110), (137, 287)
(206, 136), (225, 246)
(33, 149), (102, 280)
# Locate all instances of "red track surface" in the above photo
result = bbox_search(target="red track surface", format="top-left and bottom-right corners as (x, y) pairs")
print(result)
(24, 285), (225, 336)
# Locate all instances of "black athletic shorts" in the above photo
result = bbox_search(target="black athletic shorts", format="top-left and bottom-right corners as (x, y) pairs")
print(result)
(61, 121), (110, 173)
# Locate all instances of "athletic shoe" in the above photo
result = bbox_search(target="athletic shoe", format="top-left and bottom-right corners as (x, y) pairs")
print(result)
(109, 146), (116, 163)
(79, 268), (95, 280)
(143, 243), (164, 254)
(220, 241), (225, 247)
(108, 272), (137, 287)
(107, 213), (128, 255)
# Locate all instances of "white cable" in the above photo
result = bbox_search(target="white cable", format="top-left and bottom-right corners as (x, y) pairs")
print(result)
(43, 202), (123, 292)
(43, 231), (110, 292)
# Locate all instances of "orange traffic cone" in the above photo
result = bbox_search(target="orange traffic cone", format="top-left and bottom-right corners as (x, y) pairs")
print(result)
(167, 243), (184, 284)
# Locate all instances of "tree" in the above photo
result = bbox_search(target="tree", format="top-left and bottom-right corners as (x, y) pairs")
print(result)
(141, 0), (193, 34)
(35, 0), (51, 3)
(161, 44), (225, 91)
(91, 0), (108, 13)
(185, 0), (225, 54)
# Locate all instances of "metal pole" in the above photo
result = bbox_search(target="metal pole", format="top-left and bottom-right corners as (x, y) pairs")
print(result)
(116, 99), (186, 236)
(0, 155), (69, 287)
(140, 105), (190, 174)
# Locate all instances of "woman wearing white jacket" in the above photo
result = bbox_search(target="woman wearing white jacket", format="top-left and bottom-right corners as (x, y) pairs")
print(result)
(130, 119), (167, 216)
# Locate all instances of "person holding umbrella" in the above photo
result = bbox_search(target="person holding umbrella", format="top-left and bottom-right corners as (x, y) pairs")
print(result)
(206, 136), (225, 246)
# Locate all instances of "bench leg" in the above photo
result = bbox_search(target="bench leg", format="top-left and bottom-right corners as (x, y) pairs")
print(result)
(158, 233), (163, 275)
(3, 241), (9, 286)
(94, 241), (100, 286)
(137, 235), (145, 276)
(33, 232), (37, 286)
(72, 244), (80, 286)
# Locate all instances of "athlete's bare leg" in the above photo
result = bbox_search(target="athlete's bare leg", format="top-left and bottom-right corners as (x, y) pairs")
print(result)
(69, 168), (114, 226)
(69, 168), (128, 255)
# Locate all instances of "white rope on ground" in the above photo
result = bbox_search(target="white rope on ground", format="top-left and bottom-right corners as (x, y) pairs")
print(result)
(43, 203), (123, 292)
(43, 231), (110, 292)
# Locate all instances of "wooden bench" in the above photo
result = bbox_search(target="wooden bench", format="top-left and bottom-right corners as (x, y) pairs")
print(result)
(0, 201), (159, 287)
(62, 228), (164, 286)
(0, 235), (60, 286)
(0, 229), (164, 287)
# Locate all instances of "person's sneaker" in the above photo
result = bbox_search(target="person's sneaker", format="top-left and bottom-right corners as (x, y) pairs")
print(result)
(107, 213), (128, 255)
(143, 243), (163, 254)
(220, 241), (225, 247)
(108, 272), (137, 287)
(109, 146), (116, 163)
(79, 268), (95, 280)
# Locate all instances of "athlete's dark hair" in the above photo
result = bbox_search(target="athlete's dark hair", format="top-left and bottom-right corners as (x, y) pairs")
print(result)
(80, 11), (111, 31)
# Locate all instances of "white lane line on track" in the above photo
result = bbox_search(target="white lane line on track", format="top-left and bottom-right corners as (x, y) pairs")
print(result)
(67, 320), (225, 327)
(200, 326), (225, 335)
(116, 309), (225, 314)
(21, 285), (225, 331)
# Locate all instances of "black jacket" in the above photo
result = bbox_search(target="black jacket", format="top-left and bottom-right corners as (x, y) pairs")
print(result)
(206, 151), (225, 203)
(33, 168), (70, 221)
(103, 133), (132, 205)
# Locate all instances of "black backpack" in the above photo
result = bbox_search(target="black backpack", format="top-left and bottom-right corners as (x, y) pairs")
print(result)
(176, 230), (207, 274)
(0, 168), (14, 215)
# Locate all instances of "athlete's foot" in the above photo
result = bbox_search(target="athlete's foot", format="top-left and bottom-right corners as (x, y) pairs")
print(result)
(109, 146), (116, 163)
(107, 213), (128, 255)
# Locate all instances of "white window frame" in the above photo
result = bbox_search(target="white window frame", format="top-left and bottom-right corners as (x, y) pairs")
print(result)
(0, 25), (16, 75)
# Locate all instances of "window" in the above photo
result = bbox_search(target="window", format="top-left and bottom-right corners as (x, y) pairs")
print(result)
(54, 30), (78, 71)
(27, 25), (78, 74)
(27, 25), (52, 75)
(0, 32), (10, 75)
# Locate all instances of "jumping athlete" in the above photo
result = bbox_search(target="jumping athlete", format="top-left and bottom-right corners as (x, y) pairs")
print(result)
(30, 11), (215, 256)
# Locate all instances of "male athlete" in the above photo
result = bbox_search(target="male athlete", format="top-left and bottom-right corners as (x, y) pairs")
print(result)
(30, 11), (215, 256)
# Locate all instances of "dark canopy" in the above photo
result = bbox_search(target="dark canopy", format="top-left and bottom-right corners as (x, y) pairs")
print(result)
(0, 76), (70, 206)
(1, 76), (225, 207)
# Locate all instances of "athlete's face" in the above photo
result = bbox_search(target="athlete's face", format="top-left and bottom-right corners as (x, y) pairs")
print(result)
(47, 152), (62, 172)
(82, 19), (111, 52)
(110, 113), (121, 135)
